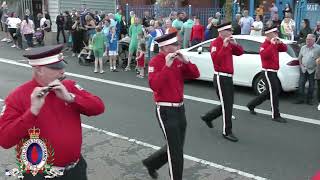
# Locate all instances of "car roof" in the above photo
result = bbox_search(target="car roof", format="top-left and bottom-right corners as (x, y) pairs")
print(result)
(187, 35), (296, 50)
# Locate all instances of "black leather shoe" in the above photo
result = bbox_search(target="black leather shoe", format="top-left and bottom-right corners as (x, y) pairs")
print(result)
(306, 100), (314, 105)
(222, 133), (238, 142)
(272, 117), (287, 123)
(201, 116), (213, 128)
(247, 106), (256, 115)
(142, 161), (158, 179)
(294, 99), (304, 104)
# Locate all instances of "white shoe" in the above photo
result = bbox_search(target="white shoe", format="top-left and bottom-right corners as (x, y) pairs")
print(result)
(1, 38), (7, 42)
(317, 104), (320, 111)
(232, 115), (236, 120)
(11, 44), (16, 48)
(25, 48), (31, 51)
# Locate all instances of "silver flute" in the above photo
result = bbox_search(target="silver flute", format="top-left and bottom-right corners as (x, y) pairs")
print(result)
(37, 76), (66, 97)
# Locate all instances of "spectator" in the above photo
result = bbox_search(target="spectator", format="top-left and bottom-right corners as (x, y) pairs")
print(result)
(280, 12), (295, 40)
(172, 12), (184, 31)
(232, 14), (241, 35)
(64, 11), (73, 50)
(108, 26), (118, 72)
(214, 12), (222, 25)
(92, 26), (105, 73)
(20, 15), (34, 50)
(190, 17), (204, 46)
(316, 57), (320, 110)
(135, 42), (146, 78)
(115, 9), (122, 23)
(148, 20), (164, 60)
(6, 12), (21, 48)
(142, 11), (152, 27)
(128, 11), (135, 27)
(40, 13), (52, 45)
(84, 14), (96, 39)
(294, 34), (320, 105)
(126, 17), (143, 71)
(0, 2), (3, 31)
(255, 4), (264, 17)
(169, 11), (177, 22)
(0, 2), (10, 42)
(165, 19), (177, 34)
(56, 12), (66, 44)
(15, 22), (22, 49)
(34, 13), (43, 30)
(120, 15), (128, 39)
(270, 3), (278, 21)
(180, 16), (194, 48)
(298, 19), (313, 45)
(71, 16), (85, 57)
(250, 15), (263, 36)
(282, 3), (292, 18)
(239, 10), (254, 35)
(102, 18), (110, 57)
(313, 21), (320, 45)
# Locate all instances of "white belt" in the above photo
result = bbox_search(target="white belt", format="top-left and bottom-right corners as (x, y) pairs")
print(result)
(262, 68), (278, 72)
(156, 102), (184, 107)
(214, 72), (233, 77)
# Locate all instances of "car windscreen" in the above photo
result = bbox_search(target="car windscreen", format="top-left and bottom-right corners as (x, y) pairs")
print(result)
(286, 43), (300, 58)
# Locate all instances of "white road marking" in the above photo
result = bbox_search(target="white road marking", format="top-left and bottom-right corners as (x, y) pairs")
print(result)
(81, 123), (267, 180)
(0, 58), (318, 125)
(0, 99), (267, 179)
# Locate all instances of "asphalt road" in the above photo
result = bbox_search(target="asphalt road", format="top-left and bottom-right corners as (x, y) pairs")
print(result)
(0, 36), (319, 180)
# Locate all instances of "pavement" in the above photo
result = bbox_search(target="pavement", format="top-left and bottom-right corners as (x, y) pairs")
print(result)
(0, 31), (319, 180)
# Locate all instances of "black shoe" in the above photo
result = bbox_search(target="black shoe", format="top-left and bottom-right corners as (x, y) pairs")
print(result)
(222, 133), (238, 142)
(201, 116), (213, 128)
(294, 99), (304, 104)
(272, 117), (287, 123)
(247, 105), (256, 115)
(306, 100), (314, 105)
(142, 161), (158, 179)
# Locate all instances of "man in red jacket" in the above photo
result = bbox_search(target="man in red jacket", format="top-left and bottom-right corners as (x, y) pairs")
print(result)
(142, 32), (200, 180)
(201, 22), (244, 142)
(247, 26), (287, 123)
(0, 45), (105, 180)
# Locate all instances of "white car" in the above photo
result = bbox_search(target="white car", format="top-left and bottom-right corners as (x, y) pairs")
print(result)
(180, 35), (300, 95)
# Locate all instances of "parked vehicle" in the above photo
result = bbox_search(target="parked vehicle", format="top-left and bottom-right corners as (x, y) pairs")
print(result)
(179, 35), (301, 95)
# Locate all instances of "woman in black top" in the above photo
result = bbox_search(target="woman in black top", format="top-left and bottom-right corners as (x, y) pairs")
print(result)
(120, 15), (128, 39)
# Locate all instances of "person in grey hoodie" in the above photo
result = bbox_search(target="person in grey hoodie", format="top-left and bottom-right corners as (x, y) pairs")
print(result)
(180, 17), (194, 49)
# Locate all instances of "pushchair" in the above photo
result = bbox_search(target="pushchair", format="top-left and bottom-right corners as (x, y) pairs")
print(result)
(118, 36), (136, 68)
(34, 28), (44, 46)
(78, 41), (95, 66)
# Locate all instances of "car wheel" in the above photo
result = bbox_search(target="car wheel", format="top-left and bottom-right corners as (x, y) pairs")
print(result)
(253, 74), (267, 95)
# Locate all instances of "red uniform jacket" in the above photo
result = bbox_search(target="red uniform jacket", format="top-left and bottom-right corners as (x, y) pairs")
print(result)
(210, 36), (244, 74)
(148, 52), (200, 103)
(0, 79), (105, 166)
(260, 39), (288, 70)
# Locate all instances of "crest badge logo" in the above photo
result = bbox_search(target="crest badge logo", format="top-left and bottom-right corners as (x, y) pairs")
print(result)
(5, 127), (55, 179)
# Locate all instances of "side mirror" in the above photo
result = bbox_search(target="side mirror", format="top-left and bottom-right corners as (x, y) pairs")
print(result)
(197, 47), (203, 54)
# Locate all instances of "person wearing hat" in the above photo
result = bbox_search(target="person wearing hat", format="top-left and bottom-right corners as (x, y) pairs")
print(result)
(200, 22), (244, 142)
(246, 26), (287, 123)
(0, 45), (105, 180)
(142, 32), (200, 180)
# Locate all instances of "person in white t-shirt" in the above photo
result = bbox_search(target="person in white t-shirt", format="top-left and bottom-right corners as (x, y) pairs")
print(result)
(6, 12), (21, 48)
(250, 15), (263, 36)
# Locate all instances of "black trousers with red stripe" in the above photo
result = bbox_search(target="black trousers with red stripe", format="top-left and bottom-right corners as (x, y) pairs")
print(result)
(202, 74), (234, 135)
(247, 71), (281, 119)
(143, 105), (186, 180)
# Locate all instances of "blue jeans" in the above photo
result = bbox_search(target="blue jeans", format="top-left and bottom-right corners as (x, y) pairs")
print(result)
(298, 71), (315, 101)
(24, 33), (33, 48)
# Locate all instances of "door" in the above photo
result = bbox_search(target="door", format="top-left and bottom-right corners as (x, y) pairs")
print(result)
(185, 41), (214, 81)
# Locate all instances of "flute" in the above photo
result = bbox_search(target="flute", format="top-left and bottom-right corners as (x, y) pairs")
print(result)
(37, 75), (66, 97)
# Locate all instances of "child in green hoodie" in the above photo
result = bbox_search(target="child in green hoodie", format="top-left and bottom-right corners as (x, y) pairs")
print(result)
(92, 26), (106, 73)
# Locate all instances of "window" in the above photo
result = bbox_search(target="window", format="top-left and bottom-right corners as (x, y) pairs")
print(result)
(189, 42), (211, 52)
(287, 43), (300, 58)
(236, 39), (261, 54)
